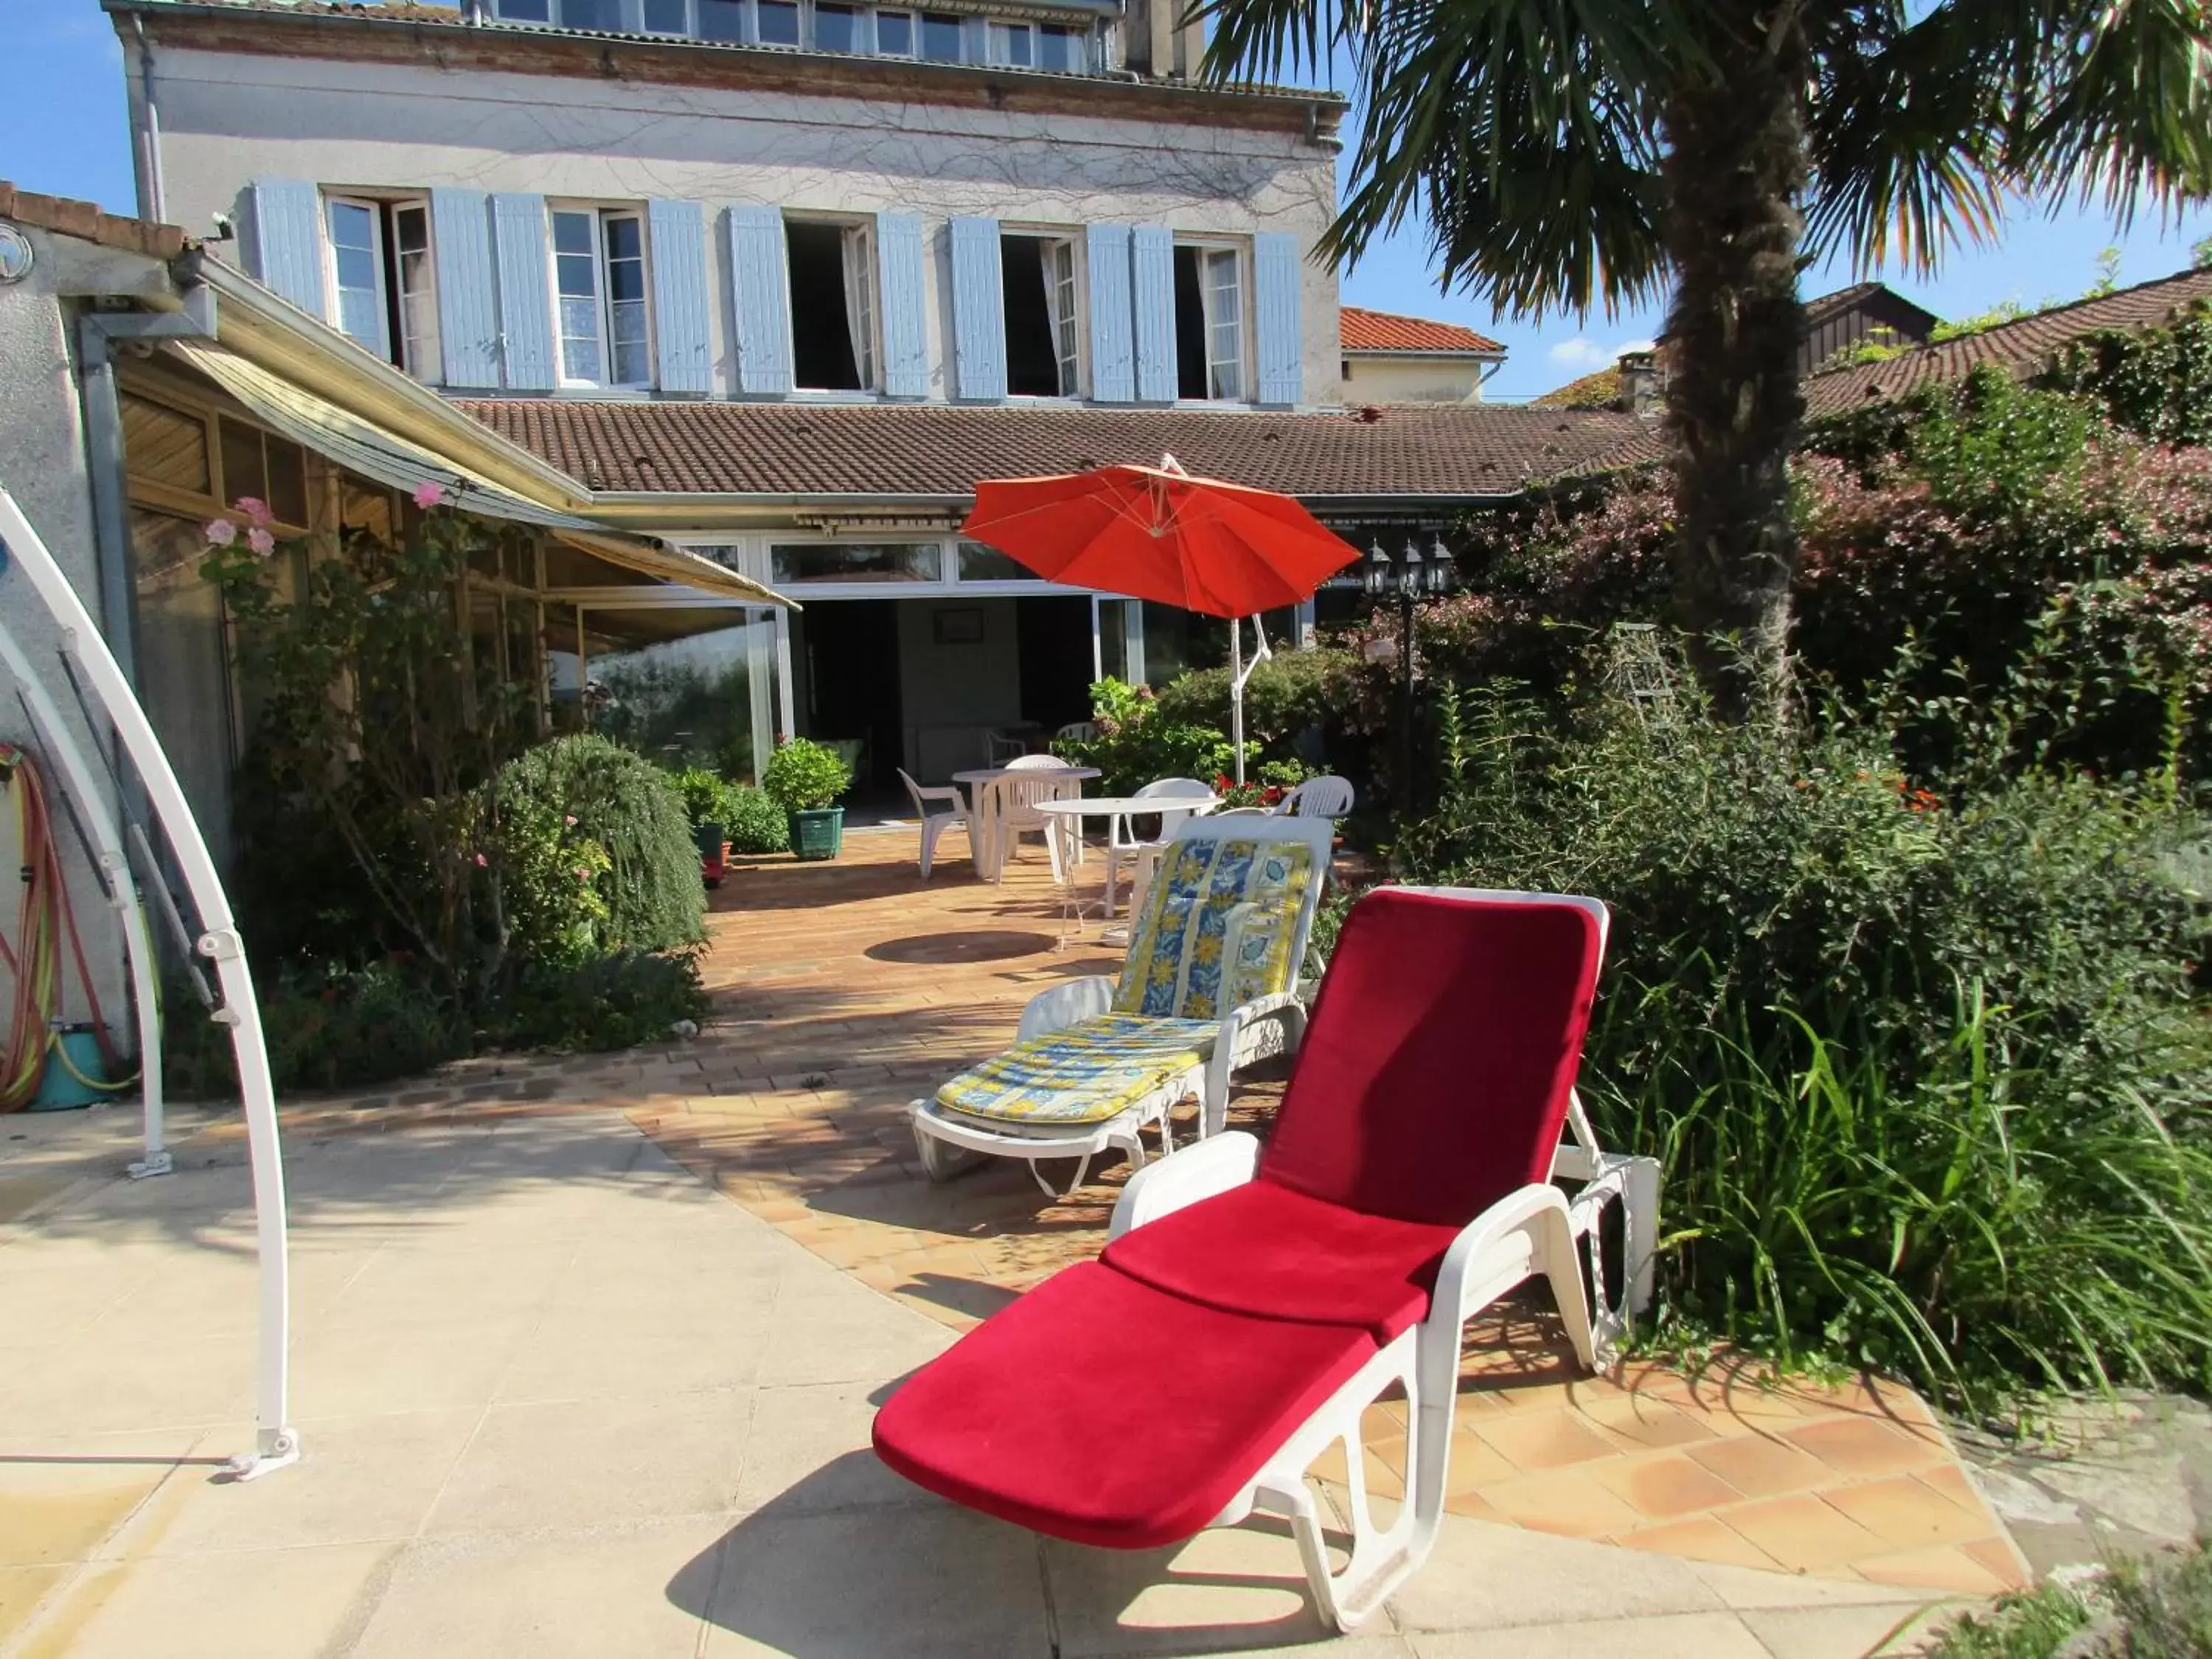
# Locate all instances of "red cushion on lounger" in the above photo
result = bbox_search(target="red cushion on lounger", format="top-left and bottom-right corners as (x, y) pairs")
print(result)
(872, 1260), (1380, 1551)
(1260, 888), (1604, 1227)
(1100, 1178), (1461, 1339)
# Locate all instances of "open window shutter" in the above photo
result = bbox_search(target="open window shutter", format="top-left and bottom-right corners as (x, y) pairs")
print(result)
(1130, 224), (1177, 403)
(489, 193), (555, 392)
(647, 198), (712, 394)
(431, 188), (501, 390)
(243, 179), (327, 318)
(1086, 225), (1134, 403)
(726, 206), (793, 396)
(877, 211), (929, 399)
(948, 216), (1006, 401)
(1253, 232), (1302, 406)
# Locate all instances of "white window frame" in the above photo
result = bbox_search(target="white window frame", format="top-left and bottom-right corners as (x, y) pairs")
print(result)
(784, 213), (880, 394)
(989, 18), (1034, 65)
(550, 205), (655, 392)
(753, 0), (804, 44)
(387, 198), (442, 385)
(1037, 20), (1088, 71)
(872, 7), (917, 54)
(1174, 237), (1249, 404)
(998, 226), (1085, 400)
(324, 195), (392, 362)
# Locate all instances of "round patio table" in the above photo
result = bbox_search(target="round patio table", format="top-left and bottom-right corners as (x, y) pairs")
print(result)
(950, 765), (1101, 882)
(1034, 793), (1219, 940)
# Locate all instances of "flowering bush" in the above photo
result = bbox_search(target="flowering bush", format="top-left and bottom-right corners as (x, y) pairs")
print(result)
(1055, 679), (1238, 796)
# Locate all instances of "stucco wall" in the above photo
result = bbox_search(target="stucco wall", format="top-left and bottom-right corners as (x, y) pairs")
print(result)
(1341, 356), (1493, 406)
(0, 224), (137, 1051)
(147, 44), (1343, 405)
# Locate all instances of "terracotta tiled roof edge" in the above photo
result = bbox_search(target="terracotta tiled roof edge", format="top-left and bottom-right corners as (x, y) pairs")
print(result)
(1339, 305), (1506, 355)
(0, 181), (190, 262)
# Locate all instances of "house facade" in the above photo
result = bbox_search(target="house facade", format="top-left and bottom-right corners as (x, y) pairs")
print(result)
(108, 0), (1633, 801)
(1338, 306), (1506, 405)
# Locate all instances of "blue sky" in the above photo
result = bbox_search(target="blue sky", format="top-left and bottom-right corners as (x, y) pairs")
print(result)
(11, 0), (2210, 399)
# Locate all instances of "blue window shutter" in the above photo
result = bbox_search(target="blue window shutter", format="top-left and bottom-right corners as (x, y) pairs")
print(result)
(431, 188), (501, 390)
(243, 179), (326, 317)
(948, 216), (1006, 401)
(876, 212), (929, 400)
(726, 206), (793, 396)
(1253, 232), (1303, 406)
(647, 198), (712, 394)
(1085, 223), (1134, 403)
(1130, 225), (1176, 402)
(489, 192), (555, 392)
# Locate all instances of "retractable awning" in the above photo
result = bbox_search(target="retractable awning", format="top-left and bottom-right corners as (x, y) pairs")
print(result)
(165, 340), (791, 608)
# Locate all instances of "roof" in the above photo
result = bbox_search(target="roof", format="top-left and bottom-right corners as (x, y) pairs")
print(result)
(451, 400), (1659, 500)
(1531, 366), (1621, 410)
(1804, 265), (2212, 418)
(0, 181), (188, 260)
(1338, 306), (1505, 355)
(1801, 281), (1940, 333)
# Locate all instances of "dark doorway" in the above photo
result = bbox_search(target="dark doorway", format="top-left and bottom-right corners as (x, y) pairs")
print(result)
(1016, 596), (1096, 735)
(786, 220), (864, 392)
(796, 599), (902, 800)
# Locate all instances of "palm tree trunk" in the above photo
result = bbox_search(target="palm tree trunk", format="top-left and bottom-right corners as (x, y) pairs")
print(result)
(1660, 2), (1810, 719)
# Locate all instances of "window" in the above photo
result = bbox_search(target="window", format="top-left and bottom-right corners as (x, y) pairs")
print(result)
(813, 2), (860, 49)
(920, 11), (964, 59)
(218, 417), (311, 528)
(785, 218), (876, 392)
(1173, 243), (1245, 401)
(757, 0), (801, 43)
(1001, 232), (1079, 397)
(493, 0), (551, 18)
(697, 0), (746, 38)
(990, 19), (1032, 64)
(641, 0), (689, 31)
(874, 8), (914, 52)
(771, 543), (943, 583)
(552, 207), (652, 389)
(956, 541), (1043, 581)
(1038, 21), (1086, 69)
(557, 0), (622, 26)
(324, 195), (442, 383)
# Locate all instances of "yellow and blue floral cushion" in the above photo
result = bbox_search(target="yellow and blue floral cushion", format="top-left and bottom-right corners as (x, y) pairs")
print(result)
(934, 1013), (1220, 1128)
(1114, 838), (1315, 1020)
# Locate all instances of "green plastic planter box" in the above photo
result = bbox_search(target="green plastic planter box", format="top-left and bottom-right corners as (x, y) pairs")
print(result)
(790, 807), (845, 861)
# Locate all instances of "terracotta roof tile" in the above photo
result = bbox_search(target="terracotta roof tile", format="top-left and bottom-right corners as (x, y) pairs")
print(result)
(1338, 306), (1505, 355)
(0, 181), (189, 261)
(1804, 266), (2212, 418)
(451, 400), (1658, 499)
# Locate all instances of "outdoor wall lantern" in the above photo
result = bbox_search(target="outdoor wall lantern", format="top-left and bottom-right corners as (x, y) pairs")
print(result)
(1365, 538), (1457, 815)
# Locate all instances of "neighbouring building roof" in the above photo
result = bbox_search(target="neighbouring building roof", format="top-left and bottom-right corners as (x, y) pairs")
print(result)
(0, 181), (188, 260)
(1530, 366), (1621, 410)
(451, 400), (1659, 501)
(1804, 265), (2212, 418)
(1338, 306), (1505, 356)
(1801, 280), (1940, 335)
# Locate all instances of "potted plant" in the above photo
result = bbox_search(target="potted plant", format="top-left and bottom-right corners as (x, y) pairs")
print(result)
(762, 737), (853, 861)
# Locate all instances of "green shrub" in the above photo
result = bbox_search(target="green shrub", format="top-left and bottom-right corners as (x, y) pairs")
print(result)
(1151, 649), (1357, 762)
(762, 737), (852, 813)
(1927, 1540), (2212, 1657)
(497, 948), (709, 1053)
(493, 737), (703, 955)
(668, 765), (744, 831)
(723, 784), (790, 854)
(1393, 663), (2212, 1405)
(164, 961), (467, 1097)
(1056, 679), (1238, 796)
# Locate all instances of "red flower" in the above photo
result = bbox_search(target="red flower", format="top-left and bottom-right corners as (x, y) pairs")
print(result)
(1214, 773), (1234, 790)
(1263, 785), (1285, 804)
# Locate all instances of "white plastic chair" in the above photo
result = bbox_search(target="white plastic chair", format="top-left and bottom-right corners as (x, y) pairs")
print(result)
(1000, 754), (1079, 880)
(1055, 721), (1099, 746)
(1275, 775), (1354, 820)
(1108, 777), (1214, 917)
(897, 768), (970, 880)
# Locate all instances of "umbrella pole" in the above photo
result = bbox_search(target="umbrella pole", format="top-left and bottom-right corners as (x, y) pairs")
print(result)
(1230, 620), (1245, 787)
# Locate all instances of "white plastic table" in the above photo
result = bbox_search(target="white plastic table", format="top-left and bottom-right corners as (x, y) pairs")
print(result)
(951, 765), (1102, 881)
(1034, 793), (1219, 930)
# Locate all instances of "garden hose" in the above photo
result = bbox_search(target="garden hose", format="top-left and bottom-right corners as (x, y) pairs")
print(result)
(0, 745), (133, 1109)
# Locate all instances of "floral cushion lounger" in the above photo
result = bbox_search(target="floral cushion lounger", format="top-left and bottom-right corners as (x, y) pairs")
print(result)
(875, 886), (1662, 1631)
(908, 813), (1338, 1197)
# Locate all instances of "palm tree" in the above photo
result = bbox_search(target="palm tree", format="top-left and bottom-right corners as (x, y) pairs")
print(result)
(1202, 0), (2212, 712)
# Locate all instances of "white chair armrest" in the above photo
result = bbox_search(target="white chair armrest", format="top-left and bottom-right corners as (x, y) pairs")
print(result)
(1417, 1184), (1596, 1415)
(1108, 1130), (1260, 1238)
(1016, 974), (1116, 1042)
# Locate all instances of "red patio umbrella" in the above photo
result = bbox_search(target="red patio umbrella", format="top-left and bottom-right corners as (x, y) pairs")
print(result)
(960, 456), (1360, 782)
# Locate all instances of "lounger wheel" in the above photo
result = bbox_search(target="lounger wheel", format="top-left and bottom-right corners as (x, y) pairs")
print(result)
(914, 1121), (987, 1183)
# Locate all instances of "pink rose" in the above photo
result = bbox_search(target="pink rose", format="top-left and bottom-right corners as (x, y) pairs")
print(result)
(412, 481), (446, 509)
(246, 527), (276, 558)
(233, 497), (273, 529)
(574, 866), (590, 880)
(204, 518), (237, 547)
(563, 814), (577, 827)
(473, 852), (488, 867)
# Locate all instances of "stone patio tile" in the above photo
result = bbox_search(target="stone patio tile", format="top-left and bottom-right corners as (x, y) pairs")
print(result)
(1685, 1433), (1834, 1500)
(0, 1563), (69, 1648)
(1614, 1516), (1786, 1573)
(493, 1295), (779, 1403)
(0, 1426), (213, 1566)
(1719, 1495), (1887, 1573)
(1688, 1555), (1938, 1613)
(1408, 1611), (1771, 1658)
(288, 1315), (537, 1417)
(1739, 1602), (1937, 1659)
(349, 1517), (723, 1659)
(1576, 1390), (1725, 1453)
(1783, 1417), (1950, 1478)
(319, 1239), (575, 1328)
(698, 1504), (1054, 1657)
(1468, 1411), (1618, 1474)
(422, 1389), (756, 1534)
(1475, 1468), (1644, 1538)
(1042, 1523), (1343, 1655)
(1388, 1519), (1726, 1632)
(752, 1270), (953, 1389)
(1850, 1544), (2014, 1596)
(32, 1540), (395, 1659)
(731, 1382), (931, 1514)
(1589, 1450), (1749, 1522)
(1818, 1474), (1994, 1551)
(0, 1333), (248, 1438)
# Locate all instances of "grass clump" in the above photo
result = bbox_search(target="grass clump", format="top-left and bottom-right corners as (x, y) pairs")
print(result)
(1927, 1541), (2212, 1656)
